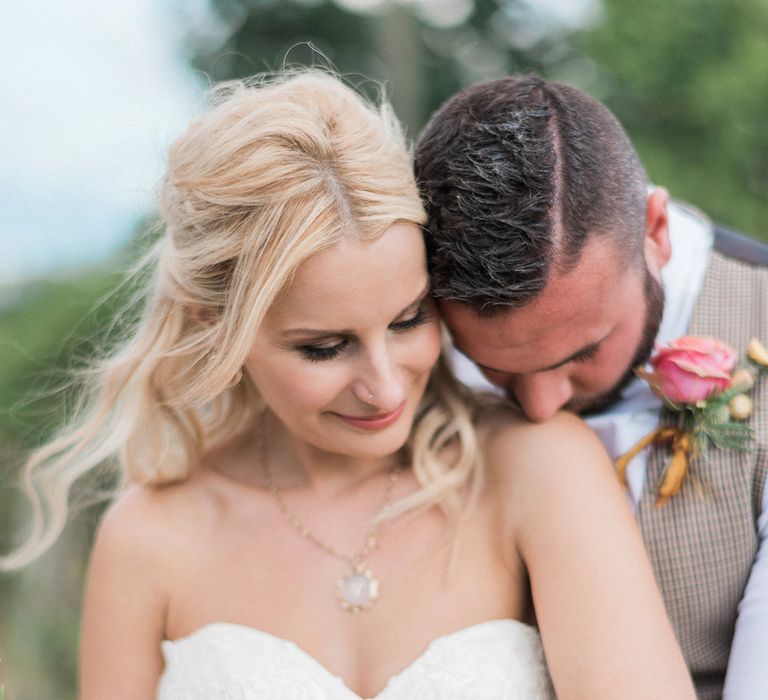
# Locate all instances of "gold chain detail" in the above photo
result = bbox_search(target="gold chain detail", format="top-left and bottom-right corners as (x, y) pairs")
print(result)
(259, 411), (401, 569)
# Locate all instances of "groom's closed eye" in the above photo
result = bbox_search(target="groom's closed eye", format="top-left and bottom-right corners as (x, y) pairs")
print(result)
(569, 343), (601, 365)
(460, 338), (605, 376)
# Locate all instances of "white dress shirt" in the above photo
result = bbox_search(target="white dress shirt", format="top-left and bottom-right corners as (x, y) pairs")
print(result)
(449, 201), (768, 697)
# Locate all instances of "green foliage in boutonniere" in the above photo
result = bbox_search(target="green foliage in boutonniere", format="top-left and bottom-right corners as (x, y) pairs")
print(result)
(616, 336), (768, 506)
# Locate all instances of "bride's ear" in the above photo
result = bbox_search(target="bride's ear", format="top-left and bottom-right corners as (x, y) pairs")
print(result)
(190, 304), (215, 326)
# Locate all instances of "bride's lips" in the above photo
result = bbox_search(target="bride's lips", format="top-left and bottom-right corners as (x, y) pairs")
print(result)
(332, 402), (406, 431)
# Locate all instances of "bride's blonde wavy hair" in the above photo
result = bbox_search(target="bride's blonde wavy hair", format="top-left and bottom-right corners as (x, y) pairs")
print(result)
(2, 70), (481, 570)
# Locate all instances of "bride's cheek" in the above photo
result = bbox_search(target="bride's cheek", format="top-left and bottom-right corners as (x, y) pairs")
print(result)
(414, 323), (443, 373)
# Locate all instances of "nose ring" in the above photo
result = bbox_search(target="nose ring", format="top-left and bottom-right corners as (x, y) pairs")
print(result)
(353, 381), (378, 405)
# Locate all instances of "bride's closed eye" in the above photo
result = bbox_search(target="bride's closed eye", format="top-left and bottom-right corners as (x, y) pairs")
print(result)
(298, 304), (434, 363)
(299, 339), (349, 362)
(389, 305), (432, 333)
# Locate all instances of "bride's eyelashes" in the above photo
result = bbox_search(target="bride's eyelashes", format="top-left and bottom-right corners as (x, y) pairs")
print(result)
(297, 306), (433, 363)
(390, 306), (432, 333)
(299, 340), (349, 362)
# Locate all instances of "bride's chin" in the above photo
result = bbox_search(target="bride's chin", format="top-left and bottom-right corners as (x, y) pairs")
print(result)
(324, 424), (413, 461)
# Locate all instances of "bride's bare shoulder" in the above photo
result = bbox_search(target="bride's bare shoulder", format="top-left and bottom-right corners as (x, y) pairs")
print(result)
(476, 405), (612, 494)
(477, 403), (599, 450)
(96, 424), (263, 551)
(94, 472), (224, 563)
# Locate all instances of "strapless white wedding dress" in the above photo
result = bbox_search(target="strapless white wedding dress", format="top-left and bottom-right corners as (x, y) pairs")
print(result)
(157, 619), (555, 699)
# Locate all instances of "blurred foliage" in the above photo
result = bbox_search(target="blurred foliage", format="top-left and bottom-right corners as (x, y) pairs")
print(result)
(0, 258), (142, 700)
(184, 0), (589, 134)
(2, 0), (767, 697)
(586, 0), (768, 238)
(187, 0), (768, 239)
(0, 271), (126, 446)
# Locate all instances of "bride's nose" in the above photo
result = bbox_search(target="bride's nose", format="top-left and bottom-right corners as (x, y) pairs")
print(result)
(352, 345), (406, 412)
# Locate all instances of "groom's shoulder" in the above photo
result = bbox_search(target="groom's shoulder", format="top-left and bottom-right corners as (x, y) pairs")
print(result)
(712, 224), (768, 267)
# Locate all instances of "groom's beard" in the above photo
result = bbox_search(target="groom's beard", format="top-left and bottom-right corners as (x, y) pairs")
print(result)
(574, 269), (665, 417)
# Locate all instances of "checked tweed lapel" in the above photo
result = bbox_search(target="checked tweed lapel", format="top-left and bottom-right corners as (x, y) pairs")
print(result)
(637, 248), (768, 699)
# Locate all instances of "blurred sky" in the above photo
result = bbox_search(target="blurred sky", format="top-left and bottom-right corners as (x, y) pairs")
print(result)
(0, 0), (203, 285)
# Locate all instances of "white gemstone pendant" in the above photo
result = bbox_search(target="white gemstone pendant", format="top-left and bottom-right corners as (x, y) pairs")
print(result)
(338, 567), (380, 613)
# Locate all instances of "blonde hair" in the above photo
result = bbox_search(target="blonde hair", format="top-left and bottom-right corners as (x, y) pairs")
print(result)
(2, 70), (480, 570)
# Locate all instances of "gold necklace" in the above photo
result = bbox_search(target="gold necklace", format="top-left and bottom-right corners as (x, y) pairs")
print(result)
(260, 414), (401, 613)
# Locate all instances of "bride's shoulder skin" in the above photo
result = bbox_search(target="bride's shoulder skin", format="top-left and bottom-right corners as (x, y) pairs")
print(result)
(79, 476), (218, 700)
(476, 407), (696, 700)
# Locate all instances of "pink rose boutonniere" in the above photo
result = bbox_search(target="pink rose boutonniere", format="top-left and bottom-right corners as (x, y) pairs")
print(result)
(647, 336), (735, 403)
(616, 336), (768, 506)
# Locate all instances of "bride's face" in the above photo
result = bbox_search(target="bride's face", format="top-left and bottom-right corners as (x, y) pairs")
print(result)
(245, 222), (441, 460)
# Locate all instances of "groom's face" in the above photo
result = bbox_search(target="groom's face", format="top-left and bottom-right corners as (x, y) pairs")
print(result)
(440, 237), (665, 422)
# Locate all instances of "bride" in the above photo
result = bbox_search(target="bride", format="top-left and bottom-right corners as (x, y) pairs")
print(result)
(3, 71), (694, 699)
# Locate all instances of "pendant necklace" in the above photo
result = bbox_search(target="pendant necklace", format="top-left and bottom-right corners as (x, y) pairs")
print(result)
(260, 414), (401, 613)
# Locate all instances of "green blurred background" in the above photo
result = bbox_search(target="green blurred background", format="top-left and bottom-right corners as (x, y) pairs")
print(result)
(1, 0), (767, 697)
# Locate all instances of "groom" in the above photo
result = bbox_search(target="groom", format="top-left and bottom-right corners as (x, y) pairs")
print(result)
(414, 75), (768, 699)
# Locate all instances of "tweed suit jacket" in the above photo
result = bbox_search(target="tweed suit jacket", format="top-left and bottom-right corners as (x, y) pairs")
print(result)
(637, 227), (768, 700)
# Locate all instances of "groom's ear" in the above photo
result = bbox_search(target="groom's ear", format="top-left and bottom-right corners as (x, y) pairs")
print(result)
(643, 187), (671, 277)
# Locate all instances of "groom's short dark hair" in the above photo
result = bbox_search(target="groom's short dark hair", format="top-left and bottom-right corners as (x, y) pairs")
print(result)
(414, 75), (648, 315)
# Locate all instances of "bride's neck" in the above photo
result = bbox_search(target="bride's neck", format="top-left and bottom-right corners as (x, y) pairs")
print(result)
(263, 415), (404, 500)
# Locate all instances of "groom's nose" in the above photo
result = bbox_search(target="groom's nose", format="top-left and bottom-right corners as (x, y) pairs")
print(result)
(508, 373), (573, 423)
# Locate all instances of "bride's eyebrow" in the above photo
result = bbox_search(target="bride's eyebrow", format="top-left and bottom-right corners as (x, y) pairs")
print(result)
(281, 282), (431, 339)
(397, 282), (431, 317)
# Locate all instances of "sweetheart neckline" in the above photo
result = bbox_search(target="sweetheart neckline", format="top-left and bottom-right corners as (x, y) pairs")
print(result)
(162, 618), (541, 699)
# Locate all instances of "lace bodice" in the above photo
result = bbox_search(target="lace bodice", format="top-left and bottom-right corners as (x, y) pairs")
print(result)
(157, 619), (555, 699)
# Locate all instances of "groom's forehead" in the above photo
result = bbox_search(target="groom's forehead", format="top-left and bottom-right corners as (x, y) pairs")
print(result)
(438, 250), (641, 368)
(443, 243), (626, 327)
(440, 297), (598, 360)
